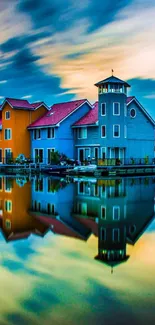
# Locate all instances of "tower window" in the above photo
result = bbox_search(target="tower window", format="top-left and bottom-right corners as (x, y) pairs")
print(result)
(101, 125), (106, 138)
(113, 125), (120, 138)
(112, 229), (120, 243)
(101, 206), (106, 219)
(113, 206), (120, 220)
(101, 228), (106, 241)
(130, 108), (136, 118)
(101, 103), (106, 116)
(113, 103), (120, 115)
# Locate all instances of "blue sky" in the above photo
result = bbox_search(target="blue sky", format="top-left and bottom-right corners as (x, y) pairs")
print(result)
(0, 0), (155, 116)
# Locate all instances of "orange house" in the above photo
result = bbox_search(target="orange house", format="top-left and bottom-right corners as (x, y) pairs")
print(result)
(0, 98), (48, 162)
(0, 176), (49, 241)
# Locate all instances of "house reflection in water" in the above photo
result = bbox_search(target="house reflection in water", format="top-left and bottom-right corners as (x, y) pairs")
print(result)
(0, 175), (154, 271)
(0, 176), (49, 241)
(30, 177), (91, 240)
(72, 177), (155, 270)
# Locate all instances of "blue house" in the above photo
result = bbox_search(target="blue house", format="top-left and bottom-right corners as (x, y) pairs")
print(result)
(29, 177), (91, 240)
(73, 75), (155, 163)
(28, 74), (155, 164)
(28, 99), (92, 163)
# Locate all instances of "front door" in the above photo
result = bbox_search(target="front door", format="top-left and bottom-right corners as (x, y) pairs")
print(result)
(79, 149), (84, 162)
(94, 147), (99, 160)
(5, 149), (12, 164)
(35, 149), (44, 163)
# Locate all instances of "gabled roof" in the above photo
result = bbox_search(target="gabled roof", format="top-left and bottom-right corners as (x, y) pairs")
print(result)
(1, 98), (49, 111)
(33, 214), (87, 240)
(73, 101), (98, 127)
(95, 75), (130, 87)
(73, 96), (155, 127)
(127, 97), (155, 126)
(28, 99), (92, 129)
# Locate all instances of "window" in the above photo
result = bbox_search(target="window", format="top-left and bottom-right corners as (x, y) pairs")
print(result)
(33, 200), (41, 212)
(101, 228), (106, 241)
(124, 104), (127, 117)
(101, 125), (106, 138)
(5, 111), (10, 120)
(101, 206), (106, 219)
(130, 108), (136, 118)
(5, 219), (11, 229)
(101, 184), (106, 197)
(34, 149), (43, 163)
(94, 183), (99, 196)
(34, 129), (41, 139)
(4, 178), (12, 192)
(124, 125), (127, 138)
(113, 206), (120, 220)
(94, 147), (99, 159)
(4, 129), (11, 140)
(113, 125), (120, 138)
(78, 128), (87, 139)
(0, 149), (2, 163)
(5, 200), (12, 213)
(101, 103), (106, 116)
(47, 148), (55, 164)
(0, 178), (2, 190)
(5, 149), (12, 163)
(77, 202), (87, 215)
(101, 147), (106, 159)
(47, 203), (55, 215)
(129, 225), (136, 234)
(112, 228), (120, 243)
(47, 128), (55, 139)
(78, 182), (85, 194)
(35, 179), (43, 192)
(113, 103), (120, 115)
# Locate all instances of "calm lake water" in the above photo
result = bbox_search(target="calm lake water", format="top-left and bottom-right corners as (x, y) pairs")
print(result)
(0, 175), (155, 325)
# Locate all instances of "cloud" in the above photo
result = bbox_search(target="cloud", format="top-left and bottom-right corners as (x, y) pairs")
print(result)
(0, 0), (155, 110)
(21, 95), (33, 99)
(0, 80), (7, 84)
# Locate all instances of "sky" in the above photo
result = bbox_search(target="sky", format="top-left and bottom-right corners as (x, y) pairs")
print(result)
(0, 0), (155, 116)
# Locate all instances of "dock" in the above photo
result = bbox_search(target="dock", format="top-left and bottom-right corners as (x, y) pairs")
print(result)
(0, 162), (155, 177)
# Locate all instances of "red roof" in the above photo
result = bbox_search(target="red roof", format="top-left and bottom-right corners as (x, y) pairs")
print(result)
(1, 98), (49, 111)
(73, 101), (98, 126)
(34, 215), (85, 240)
(28, 99), (89, 128)
(73, 97), (136, 126)
(126, 96), (135, 104)
(74, 217), (98, 236)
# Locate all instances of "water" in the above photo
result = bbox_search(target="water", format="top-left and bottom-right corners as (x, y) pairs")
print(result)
(0, 175), (155, 325)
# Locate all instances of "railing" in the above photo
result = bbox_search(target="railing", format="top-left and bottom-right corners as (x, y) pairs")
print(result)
(81, 157), (155, 166)
(0, 157), (155, 167)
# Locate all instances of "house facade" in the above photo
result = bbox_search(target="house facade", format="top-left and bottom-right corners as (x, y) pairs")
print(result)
(72, 177), (155, 268)
(73, 75), (155, 163)
(0, 98), (48, 163)
(28, 99), (92, 163)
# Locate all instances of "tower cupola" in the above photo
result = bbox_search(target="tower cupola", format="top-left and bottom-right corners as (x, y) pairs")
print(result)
(95, 75), (130, 96)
